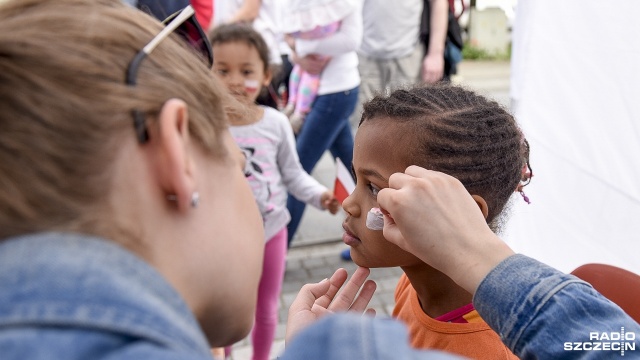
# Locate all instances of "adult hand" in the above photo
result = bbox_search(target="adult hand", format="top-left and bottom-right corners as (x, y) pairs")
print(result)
(286, 267), (376, 344)
(320, 191), (340, 214)
(376, 166), (515, 294)
(291, 52), (330, 76)
(421, 53), (445, 84)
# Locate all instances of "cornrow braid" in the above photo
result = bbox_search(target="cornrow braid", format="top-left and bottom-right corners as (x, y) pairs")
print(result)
(361, 84), (531, 230)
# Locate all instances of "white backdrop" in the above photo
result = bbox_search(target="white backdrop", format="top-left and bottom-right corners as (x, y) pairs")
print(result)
(505, 0), (640, 274)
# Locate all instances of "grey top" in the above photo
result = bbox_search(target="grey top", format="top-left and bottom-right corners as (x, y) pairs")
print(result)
(359, 0), (423, 59)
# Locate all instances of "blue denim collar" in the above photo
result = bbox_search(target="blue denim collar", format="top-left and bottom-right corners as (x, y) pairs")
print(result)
(0, 232), (210, 355)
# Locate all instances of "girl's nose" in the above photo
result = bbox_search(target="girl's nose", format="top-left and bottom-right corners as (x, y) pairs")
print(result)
(227, 72), (243, 87)
(342, 192), (360, 218)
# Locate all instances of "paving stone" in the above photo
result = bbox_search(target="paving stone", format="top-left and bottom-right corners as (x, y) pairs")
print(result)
(301, 256), (327, 269)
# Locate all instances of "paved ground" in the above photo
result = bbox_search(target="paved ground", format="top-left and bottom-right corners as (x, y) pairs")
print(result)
(228, 60), (511, 359)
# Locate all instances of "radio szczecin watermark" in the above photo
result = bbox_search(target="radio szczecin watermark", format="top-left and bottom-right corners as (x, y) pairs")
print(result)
(564, 327), (636, 356)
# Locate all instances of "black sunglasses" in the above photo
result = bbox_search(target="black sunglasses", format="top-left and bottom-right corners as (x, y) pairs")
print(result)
(126, 5), (213, 143)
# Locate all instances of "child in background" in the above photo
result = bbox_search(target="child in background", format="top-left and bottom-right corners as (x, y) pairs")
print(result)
(341, 84), (532, 359)
(208, 23), (340, 360)
(280, 0), (359, 133)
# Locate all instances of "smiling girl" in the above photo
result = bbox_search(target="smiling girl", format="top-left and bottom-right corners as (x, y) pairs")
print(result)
(208, 23), (340, 360)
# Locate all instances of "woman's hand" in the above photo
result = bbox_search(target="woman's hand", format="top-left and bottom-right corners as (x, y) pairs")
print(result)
(291, 52), (330, 75)
(286, 267), (376, 343)
(377, 166), (514, 294)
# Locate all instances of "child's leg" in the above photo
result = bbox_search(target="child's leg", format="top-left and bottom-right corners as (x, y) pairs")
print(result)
(251, 228), (287, 360)
(294, 71), (321, 116)
(287, 65), (302, 107)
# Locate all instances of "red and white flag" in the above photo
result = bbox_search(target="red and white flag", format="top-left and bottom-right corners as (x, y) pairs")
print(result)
(334, 157), (355, 204)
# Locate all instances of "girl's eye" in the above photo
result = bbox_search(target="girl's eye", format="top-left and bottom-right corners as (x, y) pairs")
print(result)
(216, 69), (227, 76)
(242, 70), (254, 76)
(367, 183), (381, 198)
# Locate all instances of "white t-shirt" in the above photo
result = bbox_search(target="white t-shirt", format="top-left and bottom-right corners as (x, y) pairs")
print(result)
(294, 0), (363, 95)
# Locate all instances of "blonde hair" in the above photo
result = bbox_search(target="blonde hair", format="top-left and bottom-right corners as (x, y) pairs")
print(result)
(0, 0), (231, 240)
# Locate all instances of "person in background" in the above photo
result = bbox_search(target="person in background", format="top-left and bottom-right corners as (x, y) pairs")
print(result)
(214, 0), (285, 108)
(285, 0), (363, 248)
(348, 0), (426, 132)
(419, 0), (449, 84)
(191, 0), (214, 30)
(132, 0), (214, 29)
(280, 0), (359, 133)
(209, 23), (340, 360)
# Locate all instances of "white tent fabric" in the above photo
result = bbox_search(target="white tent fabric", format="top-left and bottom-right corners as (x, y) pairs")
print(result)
(505, 1), (640, 274)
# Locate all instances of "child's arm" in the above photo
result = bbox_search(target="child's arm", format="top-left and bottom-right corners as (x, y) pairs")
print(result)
(320, 191), (340, 214)
(229, 0), (261, 23)
(275, 113), (333, 210)
(294, 3), (362, 58)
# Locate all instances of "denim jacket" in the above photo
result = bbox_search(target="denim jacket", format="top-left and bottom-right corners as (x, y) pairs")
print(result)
(0, 232), (212, 359)
(475, 254), (640, 359)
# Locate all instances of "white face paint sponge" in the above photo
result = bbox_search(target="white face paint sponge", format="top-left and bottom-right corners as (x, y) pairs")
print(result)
(366, 207), (384, 230)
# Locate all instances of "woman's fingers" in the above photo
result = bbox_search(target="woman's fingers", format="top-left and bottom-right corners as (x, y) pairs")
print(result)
(303, 267), (376, 315)
(313, 268), (348, 309)
(288, 278), (332, 316)
(347, 279), (377, 313)
(327, 267), (374, 312)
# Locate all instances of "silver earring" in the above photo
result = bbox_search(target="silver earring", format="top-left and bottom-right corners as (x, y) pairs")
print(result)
(190, 192), (200, 208)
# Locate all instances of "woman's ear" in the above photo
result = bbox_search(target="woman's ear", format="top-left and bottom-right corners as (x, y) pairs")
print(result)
(153, 98), (196, 212)
(471, 195), (489, 220)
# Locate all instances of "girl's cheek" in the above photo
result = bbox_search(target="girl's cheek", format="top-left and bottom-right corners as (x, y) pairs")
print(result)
(244, 79), (259, 94)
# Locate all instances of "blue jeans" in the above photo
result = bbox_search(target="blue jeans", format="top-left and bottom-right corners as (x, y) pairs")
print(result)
(287, 87), (359, 246)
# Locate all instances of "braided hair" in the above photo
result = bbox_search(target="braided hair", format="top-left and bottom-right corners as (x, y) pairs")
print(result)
(361, 84), (532, 230)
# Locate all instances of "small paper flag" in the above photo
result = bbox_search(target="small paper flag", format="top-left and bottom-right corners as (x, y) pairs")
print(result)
(334, 157), (355, 204)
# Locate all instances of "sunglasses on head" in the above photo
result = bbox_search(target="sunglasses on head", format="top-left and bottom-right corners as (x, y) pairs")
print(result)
(126, 5), (213, 143)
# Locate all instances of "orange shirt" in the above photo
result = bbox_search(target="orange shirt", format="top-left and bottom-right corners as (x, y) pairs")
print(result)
(393, 274), (518, 360)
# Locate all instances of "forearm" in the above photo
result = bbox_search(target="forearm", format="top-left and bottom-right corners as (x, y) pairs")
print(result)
(426, 0), (448, 57)
(278, 125), (326, 208)
(449, 232), (515, 294)
(295, 7), (362, 58)
(229, 0), (261, 23)
(474, 255), (640, 358)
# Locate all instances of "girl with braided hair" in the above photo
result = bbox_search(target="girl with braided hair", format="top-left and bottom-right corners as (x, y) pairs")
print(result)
(341, 83), (532, 359)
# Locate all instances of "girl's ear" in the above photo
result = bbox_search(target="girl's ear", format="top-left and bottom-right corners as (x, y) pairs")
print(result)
(263, 65), (274, 87)
(471, 195), (489, 220)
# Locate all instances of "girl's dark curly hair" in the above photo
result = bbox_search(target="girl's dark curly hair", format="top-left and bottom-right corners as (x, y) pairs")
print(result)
(361, 84), (532, 229)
